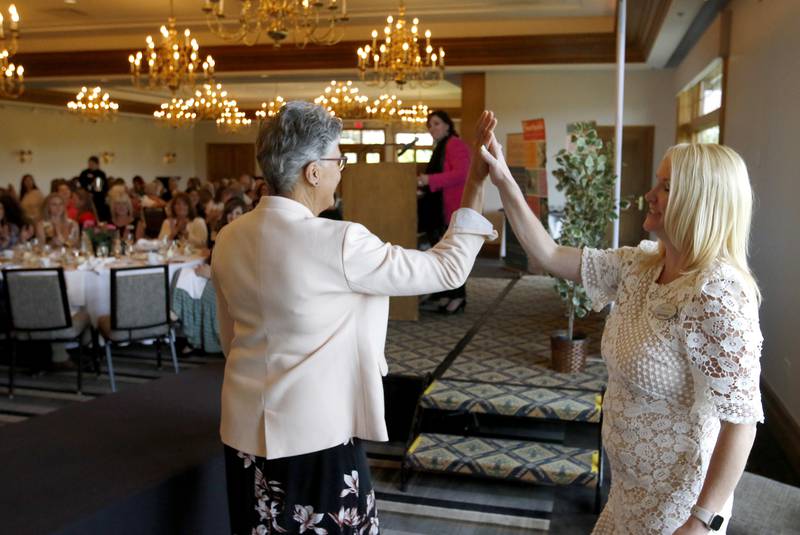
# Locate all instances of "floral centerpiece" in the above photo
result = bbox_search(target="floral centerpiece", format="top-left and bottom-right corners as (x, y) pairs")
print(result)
(82, 220), (116, 255)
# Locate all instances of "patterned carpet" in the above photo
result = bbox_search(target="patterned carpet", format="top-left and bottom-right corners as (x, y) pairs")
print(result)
(406, 433), (599, 487)
(384, 278), (514, 378)
(421, 379), (603, 423)
(443, 276), (609, 391)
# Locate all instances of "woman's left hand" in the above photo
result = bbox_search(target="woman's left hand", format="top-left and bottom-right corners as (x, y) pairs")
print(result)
(417, 174), (429, 187)
(672, 517), (710, 535)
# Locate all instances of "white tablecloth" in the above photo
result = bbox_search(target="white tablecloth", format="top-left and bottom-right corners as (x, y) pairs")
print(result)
(0, 257), (205, 326)
(70, 258), (205, 324)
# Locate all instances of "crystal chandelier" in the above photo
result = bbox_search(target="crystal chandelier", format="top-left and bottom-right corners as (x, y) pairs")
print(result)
(216, 103), (252, 132)
(366, 94), (403, 122)
(398, 101), (429, 128)
(67, 87), (120, 122)
(129, 0), (215, 94)
(154, 97), (199, 128)
(0, 3), (23, 98)
(356, 1), (445, 88)
(202, 0), (350, 48)
(314, 80), (368, 118)
(255, 95), (286, 120)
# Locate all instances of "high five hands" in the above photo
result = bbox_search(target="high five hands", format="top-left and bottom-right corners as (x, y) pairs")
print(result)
(473, 111), (513, 189)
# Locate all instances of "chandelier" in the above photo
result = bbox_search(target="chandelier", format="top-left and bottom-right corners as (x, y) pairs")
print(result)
(202, 0), (349, 48)
(154, 97), (199, 128)
(129, 0), (215, 94)
(314, 80), (367, 118)
(191, 82), (236, 119)
(366, 94), (403, 122)
(0, 3), (23, 98)
(356, 1), (445, 87)
(67, 87), (120, 122)
(398, 101), (429, 127)
(255, 95), (286, 120)
(216, 103), (252, 132)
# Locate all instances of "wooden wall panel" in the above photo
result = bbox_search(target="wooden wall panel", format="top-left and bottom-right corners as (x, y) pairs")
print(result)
(460, 73), (485, 148)
(341, 162), (418, 321)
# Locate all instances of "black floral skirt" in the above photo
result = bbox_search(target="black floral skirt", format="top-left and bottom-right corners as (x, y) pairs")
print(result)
(224, 439), (379, 535)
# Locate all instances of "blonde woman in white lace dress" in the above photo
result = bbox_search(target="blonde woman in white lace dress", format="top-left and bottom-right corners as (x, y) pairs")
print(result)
(480, 113), (762, 535)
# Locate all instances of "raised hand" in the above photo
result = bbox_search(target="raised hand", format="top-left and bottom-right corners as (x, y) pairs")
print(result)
(479, 131), (514, 189)
(471, 110), (498, 181)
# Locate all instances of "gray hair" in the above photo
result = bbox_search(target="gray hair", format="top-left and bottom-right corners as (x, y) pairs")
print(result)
(256, 101), (342, 195)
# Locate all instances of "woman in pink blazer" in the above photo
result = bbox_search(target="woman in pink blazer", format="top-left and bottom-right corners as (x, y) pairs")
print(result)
(213, 102), (497, 535)
(417, 110), (472, 313)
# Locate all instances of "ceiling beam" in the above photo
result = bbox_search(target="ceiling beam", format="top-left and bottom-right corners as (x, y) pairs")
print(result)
(16, 32), (648, 80)
(626, 0), (673, 61)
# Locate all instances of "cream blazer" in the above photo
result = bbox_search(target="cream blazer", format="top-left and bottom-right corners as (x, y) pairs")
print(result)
(212, 196), (496, 459)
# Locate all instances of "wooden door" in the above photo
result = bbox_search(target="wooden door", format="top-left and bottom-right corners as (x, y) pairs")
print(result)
(206, 143), (256, 181)
(596, 126), (654, 247)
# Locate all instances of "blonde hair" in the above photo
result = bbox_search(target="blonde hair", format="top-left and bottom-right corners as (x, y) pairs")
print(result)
(650, 143), (760, 301)
(108, 190), (133, 218)
(41, 193), (67, 222)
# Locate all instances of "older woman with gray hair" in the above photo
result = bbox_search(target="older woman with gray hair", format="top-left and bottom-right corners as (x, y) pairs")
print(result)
(212, 101), (498, 534)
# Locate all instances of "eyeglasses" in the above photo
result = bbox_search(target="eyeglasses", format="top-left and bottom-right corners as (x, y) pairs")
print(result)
(318, 156), (348, 171)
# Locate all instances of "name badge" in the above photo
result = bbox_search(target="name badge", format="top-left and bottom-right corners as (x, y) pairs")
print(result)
(652, 302), (678, 321)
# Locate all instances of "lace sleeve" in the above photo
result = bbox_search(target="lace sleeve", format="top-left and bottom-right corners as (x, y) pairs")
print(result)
(580, 247), (625, 312)
(682, 275), (764, 424)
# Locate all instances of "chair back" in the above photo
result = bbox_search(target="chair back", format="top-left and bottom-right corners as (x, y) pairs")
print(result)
(143, 208), (166, 239)
(2, 268), (71, 331)
(729, 471), (800, 534)
(110, 265), (170, 331)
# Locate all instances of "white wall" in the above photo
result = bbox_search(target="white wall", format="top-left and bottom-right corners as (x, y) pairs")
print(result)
(0, 102), (195, 189)
(718, 0), (800, 426)
(484, 68), (676, 212)
(673, 16), (721, 93)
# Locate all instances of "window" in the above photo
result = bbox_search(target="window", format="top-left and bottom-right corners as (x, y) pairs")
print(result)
(340, 129), (386, 145)
(394, 132), (434, 163)
(676, 60), (724, 144)
(339, 128), (386, 164)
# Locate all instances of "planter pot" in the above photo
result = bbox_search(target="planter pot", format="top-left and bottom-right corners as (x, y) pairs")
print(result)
(550, 330), (589, 374)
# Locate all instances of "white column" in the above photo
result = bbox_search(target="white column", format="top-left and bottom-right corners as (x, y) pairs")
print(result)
(612, 0), (626, 248)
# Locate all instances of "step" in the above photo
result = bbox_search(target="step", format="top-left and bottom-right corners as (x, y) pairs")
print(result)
(405, 433), (599, 487)
(421, 380), (602, 423)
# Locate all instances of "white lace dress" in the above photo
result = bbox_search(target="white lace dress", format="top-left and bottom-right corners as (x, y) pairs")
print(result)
(583, 241), (763, 535)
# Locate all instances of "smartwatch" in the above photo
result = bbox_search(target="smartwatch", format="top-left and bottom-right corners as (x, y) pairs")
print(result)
(690, 505), (725, 531)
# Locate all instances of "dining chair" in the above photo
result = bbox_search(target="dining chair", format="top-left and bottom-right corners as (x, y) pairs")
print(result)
(97, 265), (179, 392)
(2, 267), (92, 398)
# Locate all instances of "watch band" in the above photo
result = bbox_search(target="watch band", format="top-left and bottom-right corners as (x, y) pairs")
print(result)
(691, 505), (725, 531)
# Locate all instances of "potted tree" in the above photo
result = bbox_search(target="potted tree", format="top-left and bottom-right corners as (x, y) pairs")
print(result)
(550, 122), (617, 373)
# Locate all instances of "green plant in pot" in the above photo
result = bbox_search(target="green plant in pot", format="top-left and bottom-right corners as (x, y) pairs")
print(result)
(550, 122), (617, 373)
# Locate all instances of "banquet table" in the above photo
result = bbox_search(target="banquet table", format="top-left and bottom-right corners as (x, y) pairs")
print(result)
(1, 254), (206, 326)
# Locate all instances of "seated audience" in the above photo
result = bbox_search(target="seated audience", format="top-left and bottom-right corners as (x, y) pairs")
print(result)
(142, 180), (167, 209)
(0, 195), (21, 250)
(52, 179), (78, 221)
(36, 193), (79, 247)
(72, 190), (98, 229)
(209, 196), (247, 248)
(19, 174), (44, 224)
(158, 192), (208, 249)
(0, 194), (34, 246)
(108, 191), (145, 241)
(131, 175), (146, 198)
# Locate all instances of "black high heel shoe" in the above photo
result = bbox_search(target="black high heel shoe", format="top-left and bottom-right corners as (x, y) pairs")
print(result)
(438, 298), (467, 315)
